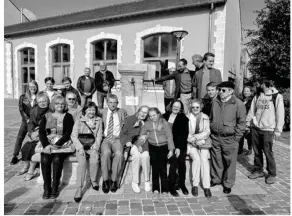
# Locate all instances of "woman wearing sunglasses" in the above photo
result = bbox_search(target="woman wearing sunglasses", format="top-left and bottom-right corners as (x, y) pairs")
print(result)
(66, 92), (82, 121)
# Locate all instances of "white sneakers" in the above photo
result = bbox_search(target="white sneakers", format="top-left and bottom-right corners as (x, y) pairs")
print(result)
(145, 181), (151, 192)
(132, 181), (152, 193)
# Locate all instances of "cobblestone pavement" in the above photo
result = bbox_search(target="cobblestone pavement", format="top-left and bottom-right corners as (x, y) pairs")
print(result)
(4, 99), (291, 215)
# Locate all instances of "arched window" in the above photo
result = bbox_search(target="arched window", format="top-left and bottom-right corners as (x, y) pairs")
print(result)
(92, 39), (117, 74)
(20, 48), (35, 94)
(50, 43), (70, 84)
(143, 33), (177, 79)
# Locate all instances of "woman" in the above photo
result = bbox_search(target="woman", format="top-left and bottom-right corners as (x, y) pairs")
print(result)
(40, 77), (59, 110)
(163, 100), (189, 197)
(71, 102), (102, 203)
(66, 92), (82, 121)
(18, 92), (50, 181)
(138, 108), (174, 202)
(39, 96), (74, 199)
(10, 80), (39, 165)
(187, 99), (212, 198)
(238, 86), (254, 155)
(120, 105), (151, 194)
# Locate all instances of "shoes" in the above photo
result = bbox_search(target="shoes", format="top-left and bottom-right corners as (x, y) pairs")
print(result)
(132, 182), (141, 193)
(160, 192), (169, 202)
(210, 181), (221, 187)
(102, 180), (110, 194)
(223, 187), (231, 194)
(204, 188), (212, 198)
(144, 181), (151, 192)
(74, 187), (82, 203)
(152, 190), (159, 203)
(191, 186), (198, 197)
(91, 183), (99, 191)
(180, 185), (189, 195)
(170, 189), (179, 197)
(17, 167), (29, 176)
(111, 181), (118, 193)
(265, 175), (276, 184)
(50, 190), (59, 199)
(10, 156), (18, 165)
(42, 190), (51, 199)
(248, 171), (264, 179)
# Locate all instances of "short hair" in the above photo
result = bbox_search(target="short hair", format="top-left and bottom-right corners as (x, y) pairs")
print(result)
(84, 67), (91, 72)
(82, 101), (99, 117)
(54, 95), (68, 112)
(65, 91), (77, 98)
(189, 99), (204, 112)
(192, 54), (203, 62)
(203, 52), (215, 61)
(179, 58), (187, 65)
(62, 77), (72, 83)
(206, 82), (218, 89)
(36, 92), (50, 104)
(106, 94), (119, 102)
(261, 79), (275, 88)
(167, 100), (184, 114)
(44, 77), (55, 84)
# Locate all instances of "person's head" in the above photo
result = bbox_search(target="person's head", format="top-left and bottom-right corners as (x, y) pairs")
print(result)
(218, 81), (234, 101)
(260, 79), (275, 93)
(54, 96), (67, 113)
(168, 100), (184, 114)
(148, 107), (162, 122)
(177, 58), (187, 72)
(106, 94), (119, 111)
(84, 67), (91, 76)
(192, 54), (203, 68)
(66, 92), (77, 107)
(44, 77), (55, 91)
(242, 86), (253, 99)
(206, 82), (218, 98)
(136, 105), (150, 121)
(203, 52), (215, 69)
(26, 80), (39, 98)
(82, 101), (99, 119)
(168, 67), (176, 75)
(190, 99), (203, 115)
(36, 92), (50, 108)
(62, 77), (72, 89)
(99, 61), (107, 72)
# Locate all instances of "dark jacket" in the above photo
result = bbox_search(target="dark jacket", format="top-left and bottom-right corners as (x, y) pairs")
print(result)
(77, 75), (96, 96)
(61, 86), (81, 105)
(201, 95), (218, 117)
(156, 68), (196, 99)
(94, 70), (115, 93)
(39, 112), (74, 148)
(18, 94), (38, 121)
(241, 96), (253, 114)
(193, 68), (222, 99)
(162, 113), (189, 151)
(120, 114), (149, 152)
(27, 106), (50, 134)
(210, 95), (246, 141)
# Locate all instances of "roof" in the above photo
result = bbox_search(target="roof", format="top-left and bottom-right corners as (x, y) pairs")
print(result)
(5, 0), (226, 37)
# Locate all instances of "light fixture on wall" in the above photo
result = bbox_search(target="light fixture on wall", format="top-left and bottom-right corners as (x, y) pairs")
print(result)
(171, 30), (188, 70)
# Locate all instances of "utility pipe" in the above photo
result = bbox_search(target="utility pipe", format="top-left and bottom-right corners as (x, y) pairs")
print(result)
(4, 38), (14, 99)
(208, 3), (214, 52)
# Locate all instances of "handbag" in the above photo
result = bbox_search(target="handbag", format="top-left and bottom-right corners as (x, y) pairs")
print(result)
(34, 139), (75, 154)
(78, 121), (96, 151)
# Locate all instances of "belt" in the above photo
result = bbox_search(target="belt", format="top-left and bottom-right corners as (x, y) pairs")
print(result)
(180, 91), (192, 94)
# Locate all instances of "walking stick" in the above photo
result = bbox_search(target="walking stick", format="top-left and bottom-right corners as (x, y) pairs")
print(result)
(118, 146), (132, 189)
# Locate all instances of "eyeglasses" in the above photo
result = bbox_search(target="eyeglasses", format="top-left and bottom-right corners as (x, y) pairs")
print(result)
(192, 106), (200, 109)
(68, 98), (76, 101)
(218, 88), (227, 93)
(55, 103), (66, 106)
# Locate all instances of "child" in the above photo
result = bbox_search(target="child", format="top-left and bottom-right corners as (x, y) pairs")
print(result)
(138, 108), (174, 202)
(202, 82), (219, 116)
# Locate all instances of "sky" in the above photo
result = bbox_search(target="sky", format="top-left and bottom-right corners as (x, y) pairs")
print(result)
(8, 0), (266, 42)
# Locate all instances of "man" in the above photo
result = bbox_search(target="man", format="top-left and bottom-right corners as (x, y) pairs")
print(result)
(61, 77), (81, 105)
(155, 59), (195, 114)
(192, 54), (204, 72)
(247, 79), (284, 184)
(201, 82), (219, 116)
(66, 92), (82, 121)
(193, 52), (222, 99)
(100, 94), (128, 193)
(95, 61), (115, 109)
(77, 68), (96, 107)
(209, 81), (246, 194)
(162, 67), (176, 112)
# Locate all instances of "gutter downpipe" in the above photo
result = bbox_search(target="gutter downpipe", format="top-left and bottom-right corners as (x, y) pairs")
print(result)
(208, 3), (214, 52)
(4, 38), (14, 99)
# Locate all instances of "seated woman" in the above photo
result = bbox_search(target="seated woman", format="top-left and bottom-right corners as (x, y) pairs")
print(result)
(162, 100), (189, 197)
(187, 99), (212, 198)
(120, 105), (151, 193)
(39, 96), (74, 199)
(71, 102), (103, 203)
(66, 91), (82, 121)
(19, 92), (50, 181)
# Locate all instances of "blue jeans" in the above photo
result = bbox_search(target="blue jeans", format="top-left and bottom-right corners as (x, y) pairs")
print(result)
(13, 120), (28, 157)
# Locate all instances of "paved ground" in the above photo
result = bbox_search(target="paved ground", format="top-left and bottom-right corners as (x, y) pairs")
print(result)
(4, 99), (291, 215)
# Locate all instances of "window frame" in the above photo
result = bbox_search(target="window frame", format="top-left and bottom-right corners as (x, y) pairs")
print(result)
(20, 47), (35, 94)
(91, 39), (117, 68)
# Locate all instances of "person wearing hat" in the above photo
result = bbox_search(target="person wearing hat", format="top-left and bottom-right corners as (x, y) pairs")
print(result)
(209, 81), (246, 194)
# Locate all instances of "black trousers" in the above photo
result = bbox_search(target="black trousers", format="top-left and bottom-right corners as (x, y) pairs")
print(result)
(41, 153), (68, 192)
(13, 120), (28, 157)
(168, 150), (186, 190)
(149, 144), (169, 193)
(238, 132), (252, 153)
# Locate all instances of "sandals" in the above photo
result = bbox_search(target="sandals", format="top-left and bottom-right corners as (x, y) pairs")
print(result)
(23, 168), (40, 181)
(17, 168), (29, 176)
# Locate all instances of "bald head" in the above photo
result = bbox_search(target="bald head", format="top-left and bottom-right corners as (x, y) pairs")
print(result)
(192, 54), (203, 69)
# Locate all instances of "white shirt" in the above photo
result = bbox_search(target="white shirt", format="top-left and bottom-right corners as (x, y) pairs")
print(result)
(104, 108), (120, 137)
(31, 95), (36, 107)
(46, 90), (55, 102)
(169, 80), (174, 93)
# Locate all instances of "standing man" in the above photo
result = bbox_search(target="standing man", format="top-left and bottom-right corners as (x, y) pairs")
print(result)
(61, 77), (81, 105)
(193, 52), (222, 99)
(162, 67), (176, 112)
(77, 68), (96, 107)
(209, 81), (246, 194)
(95, 61), (115, 109)
(192, 54), (204, 72)
(100, 94), (128, 194)
(155, 59), (195, 114)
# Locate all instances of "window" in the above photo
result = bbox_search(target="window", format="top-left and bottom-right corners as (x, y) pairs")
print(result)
(20, 48), (35, 94)
(143, 33), (177, 79)
(92, 39), (117, 75)
(51, 44), (70, 84)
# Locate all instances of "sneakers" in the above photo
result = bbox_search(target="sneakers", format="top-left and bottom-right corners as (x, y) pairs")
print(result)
(160, 192), (169, 202)
(144, 181), (151, 192)
(10, 156), (19, 165)
(248, 171), (265, 179)
(132, 182), (141, 193)
(152, 190), (159, 203)
(265, 175), (276, 184)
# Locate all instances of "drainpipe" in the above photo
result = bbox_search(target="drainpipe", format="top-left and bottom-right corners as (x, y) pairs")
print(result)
(208, 3), (214, 52)
(4, 38), (14, 99)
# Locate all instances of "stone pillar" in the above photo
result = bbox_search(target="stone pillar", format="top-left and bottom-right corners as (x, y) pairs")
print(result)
(118, 64), (147, 115)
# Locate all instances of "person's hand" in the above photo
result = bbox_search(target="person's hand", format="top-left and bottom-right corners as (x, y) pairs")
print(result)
(30, 131), (39, 141)
(124, 151), (128, 160)
(167, 150), (173, 159)
(78, 148), (85, 156)
(91, 150), (98, 160)
(175, 148), (180, 158)
(126, 142), (132, 147)
(187, 136), (196, 143)
(43, 145), (51, 154)
(274, 131), (281, 140)
(138, 146), (143, 153)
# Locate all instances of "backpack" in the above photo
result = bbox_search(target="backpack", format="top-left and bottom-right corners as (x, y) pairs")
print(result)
(254, 93), (278, 111)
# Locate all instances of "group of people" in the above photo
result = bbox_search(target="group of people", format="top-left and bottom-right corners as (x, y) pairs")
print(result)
(9, 52), (285, 204)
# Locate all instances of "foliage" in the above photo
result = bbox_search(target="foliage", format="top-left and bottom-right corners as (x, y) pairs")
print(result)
(279, 88), (290, 131)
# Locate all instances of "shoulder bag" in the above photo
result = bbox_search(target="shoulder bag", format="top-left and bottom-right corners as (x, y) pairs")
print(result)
(78, 121), (96, 150)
